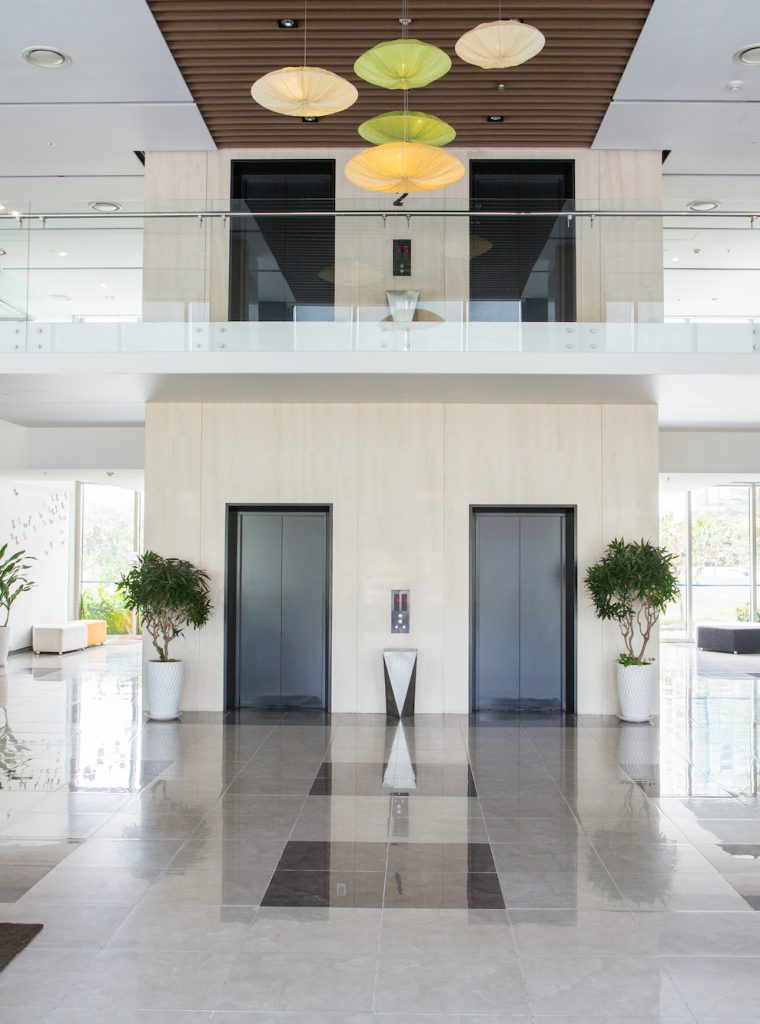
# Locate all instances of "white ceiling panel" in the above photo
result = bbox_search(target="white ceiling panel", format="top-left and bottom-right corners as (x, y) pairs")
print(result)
(0, 0), (191, 103)
(595, 101), (760, 173)
(614, 0), (760, 103)
(0, 102), (213, 177)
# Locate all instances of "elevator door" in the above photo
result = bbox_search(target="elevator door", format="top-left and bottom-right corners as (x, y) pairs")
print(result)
(236, 510), (329, 708)
(473, 511), (567, 710)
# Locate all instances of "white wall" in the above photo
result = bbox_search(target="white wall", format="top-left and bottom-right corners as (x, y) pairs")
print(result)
(0, 419), (144, 473)
(660, 430), (760, 474)
(0, 481), (72, 650)
(144, 401), (659, 715)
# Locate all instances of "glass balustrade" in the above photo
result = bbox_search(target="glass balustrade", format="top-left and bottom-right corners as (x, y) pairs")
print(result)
(1, 197), (760, 353)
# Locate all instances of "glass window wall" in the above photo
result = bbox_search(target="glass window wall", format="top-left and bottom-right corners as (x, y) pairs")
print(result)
(79, 483), (141, 635)
(660, 483), (759, 640)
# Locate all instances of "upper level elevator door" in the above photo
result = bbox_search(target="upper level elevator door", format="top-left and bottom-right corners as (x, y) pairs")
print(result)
(231, 508), (330, 709)
(472, 510), (570, 711)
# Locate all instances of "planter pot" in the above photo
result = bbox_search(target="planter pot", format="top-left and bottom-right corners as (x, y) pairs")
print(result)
(616, 661), (656, 723)
(0, 625), (9, 668)
(144, 659), (184, 721)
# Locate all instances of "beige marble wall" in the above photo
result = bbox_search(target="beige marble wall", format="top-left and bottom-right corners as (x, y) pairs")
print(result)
(144, 401), (659, 715)
(142, 146), (663, 323)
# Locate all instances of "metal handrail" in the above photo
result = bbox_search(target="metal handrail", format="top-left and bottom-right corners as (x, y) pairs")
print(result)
(1, 209), (760, 222)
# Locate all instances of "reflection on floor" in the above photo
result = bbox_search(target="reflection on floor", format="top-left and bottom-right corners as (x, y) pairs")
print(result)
(0, 640), (760, 1018)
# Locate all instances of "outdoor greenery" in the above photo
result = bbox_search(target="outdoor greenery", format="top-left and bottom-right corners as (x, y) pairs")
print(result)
(585, 538), (680, 665)
(80, 584), (133, 635)
(735, 602), (760, 623)
(117, 550), (212, 662)
(0, 543), (36, 627)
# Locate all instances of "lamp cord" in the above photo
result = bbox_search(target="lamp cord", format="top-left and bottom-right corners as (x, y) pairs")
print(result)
(303, 0), (308, 66)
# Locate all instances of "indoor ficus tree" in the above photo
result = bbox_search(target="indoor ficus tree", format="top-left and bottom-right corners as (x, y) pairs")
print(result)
(0, 543), (36, 627)
(117, 550), (212, 662)
(584, 538), (679, 666)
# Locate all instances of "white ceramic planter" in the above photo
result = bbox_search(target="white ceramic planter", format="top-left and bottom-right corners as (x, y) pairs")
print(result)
(616, 661), (656, 723)
(0, 625), (10, 668)
(144, 659), (184, 720)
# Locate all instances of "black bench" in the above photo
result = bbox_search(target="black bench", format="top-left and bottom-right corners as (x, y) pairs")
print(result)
(696, 623), (760, 654)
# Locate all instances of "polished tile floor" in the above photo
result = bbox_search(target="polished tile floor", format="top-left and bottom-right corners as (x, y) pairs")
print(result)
(1, 640), (760, 1020)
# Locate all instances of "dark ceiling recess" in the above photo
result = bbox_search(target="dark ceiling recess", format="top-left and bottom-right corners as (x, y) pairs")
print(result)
(146, 0), (654, 148)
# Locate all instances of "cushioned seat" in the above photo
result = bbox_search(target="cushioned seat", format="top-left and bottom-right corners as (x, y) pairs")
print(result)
(33, 622), (88, 655)
(696, 623), (760, 654)
(76, 619), (107, 646)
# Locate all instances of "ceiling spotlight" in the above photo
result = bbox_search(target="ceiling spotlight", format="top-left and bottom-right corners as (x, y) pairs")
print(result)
(58, 251), (67, 256)
(48, 293), (70, 301)
(486, 114), (504, 122)
(89, 201), (122, 213)
(727, 80), (744, 91)
(0, 204), (5, 211)
(0, 249), (6, 256)
(735, 45), (760, 65)
(688, 200), (721, 212)
(22, 46), (71, 69)
(301, 115), (320, 123)
(671, 257), (679, 262)
(496, 81), (506, 92)
(277, 17), (299, 28)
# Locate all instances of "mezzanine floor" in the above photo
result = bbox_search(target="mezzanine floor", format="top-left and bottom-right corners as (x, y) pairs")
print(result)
(0, 641), (760, 1021)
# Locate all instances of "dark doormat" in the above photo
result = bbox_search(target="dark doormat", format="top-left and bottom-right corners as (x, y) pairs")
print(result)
(0, 923), (43, 971)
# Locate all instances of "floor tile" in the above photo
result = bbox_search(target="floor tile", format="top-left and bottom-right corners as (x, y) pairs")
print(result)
(261, 868), (386, 908)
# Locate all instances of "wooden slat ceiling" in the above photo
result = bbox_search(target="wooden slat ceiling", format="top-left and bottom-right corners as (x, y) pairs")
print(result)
(147, 0), (654, 147)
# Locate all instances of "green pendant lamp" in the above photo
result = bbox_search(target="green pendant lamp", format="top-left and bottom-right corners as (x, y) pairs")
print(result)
(354, 38), (451, 90)
(358, 110), (456, 146)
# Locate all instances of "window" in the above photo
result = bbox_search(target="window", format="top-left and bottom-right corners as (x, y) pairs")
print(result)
(79, 484), (141, 635)
(660, 483), (758, 640)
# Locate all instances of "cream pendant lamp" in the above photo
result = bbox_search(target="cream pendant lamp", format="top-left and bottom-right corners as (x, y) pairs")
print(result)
(456, 7), (545, 70)
(250, 1), (358, 117)
(345, 141), (464, 194)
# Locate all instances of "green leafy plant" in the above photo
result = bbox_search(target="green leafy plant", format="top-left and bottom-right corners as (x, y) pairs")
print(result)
(117, 550), (212, 662)
(585, 538), (679, 666)
(0, 543), (36, 627)
(80, 584), (134, 635)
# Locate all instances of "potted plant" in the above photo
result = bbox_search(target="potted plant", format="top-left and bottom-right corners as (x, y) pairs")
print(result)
(0, 544), (36, 668)
(585, 538), (679, 722)
(117, 550), (212, 720)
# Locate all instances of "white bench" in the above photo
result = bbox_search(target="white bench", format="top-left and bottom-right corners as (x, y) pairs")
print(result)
(33, 622), (88, 655)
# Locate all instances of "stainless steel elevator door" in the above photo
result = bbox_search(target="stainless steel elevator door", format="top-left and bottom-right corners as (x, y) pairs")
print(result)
(236, 510), (328, 708)
(473, 511), (566, 711)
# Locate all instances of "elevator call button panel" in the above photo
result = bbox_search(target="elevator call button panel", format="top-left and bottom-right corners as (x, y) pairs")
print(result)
(391, 589), (410, 633)
(393, 239), (411, 276)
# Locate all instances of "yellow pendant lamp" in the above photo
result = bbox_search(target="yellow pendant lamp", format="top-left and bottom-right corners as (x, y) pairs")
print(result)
(345, 141), (465, 194)
(251, 66), (357, 117)
(354, 39), (451, 90)
(250, 1), (357, 118)
(358, 110), (456, 146)
(455, 19), (545, 69)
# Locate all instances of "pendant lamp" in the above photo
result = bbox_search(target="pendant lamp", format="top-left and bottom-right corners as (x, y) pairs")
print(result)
(354, 38), (451, 90)
(455, 19), (545, 69)
(345, 141), (465, 194)
(358, 110), (456, 146)
(251, 0), (357, 117)
(251, 66), (357, 117)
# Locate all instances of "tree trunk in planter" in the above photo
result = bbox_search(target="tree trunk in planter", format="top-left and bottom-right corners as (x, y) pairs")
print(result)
(0, 626), (10, 668)
(616, 662), (656, 722)
(144, 660), (184, 720)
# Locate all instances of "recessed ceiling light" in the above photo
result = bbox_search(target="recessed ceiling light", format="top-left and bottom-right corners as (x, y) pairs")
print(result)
(58, 251), (67, 256)
(104, 294), (115, 300)
(277, 17), (299, 29)
(48, 293), (70, 301)
(688, 200), (721, 212)
(301, 115), (320, 123)
(0, 249), (6, 256)
(0, 204), (5, 211)
(735, 45), (760, 65)
(486, 114), (504, 123)
(671, 257), (680, 262)
(89, 201), (122, 213)
(22, 46), (71, 69)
